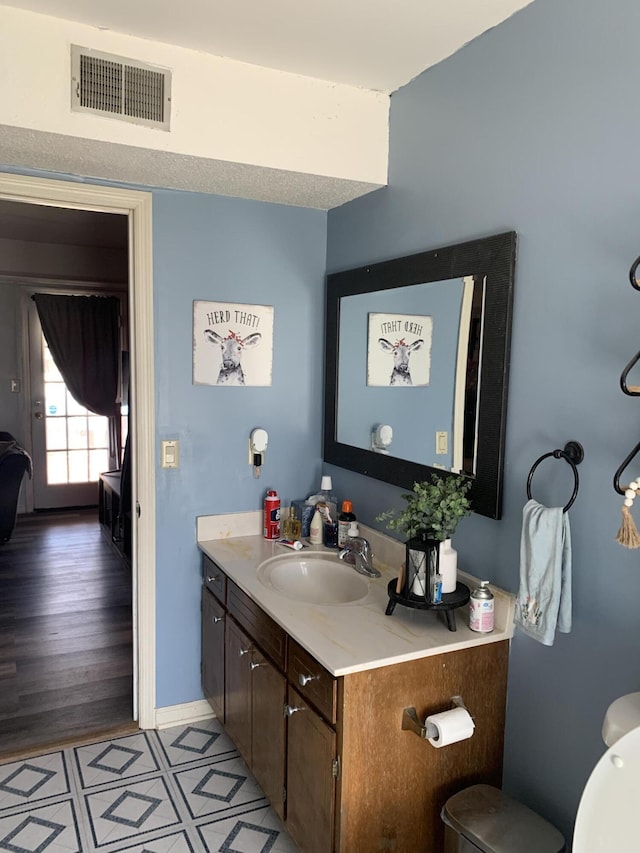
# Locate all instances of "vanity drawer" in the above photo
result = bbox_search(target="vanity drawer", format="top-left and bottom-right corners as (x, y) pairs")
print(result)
(227, 580), (287, 671)
(288, 638), (337, 725)
(203, 555), (227, 604)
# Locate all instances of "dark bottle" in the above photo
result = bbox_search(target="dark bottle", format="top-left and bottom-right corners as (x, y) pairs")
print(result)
(337, 500), (357, 547)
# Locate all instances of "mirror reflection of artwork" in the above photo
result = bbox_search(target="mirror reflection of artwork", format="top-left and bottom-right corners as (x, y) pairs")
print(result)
(325, 230), (517, 520)
(367, 313), (432, 387)
(193, 300), (274, 386)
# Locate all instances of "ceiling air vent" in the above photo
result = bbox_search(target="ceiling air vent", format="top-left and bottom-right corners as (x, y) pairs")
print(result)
(71, 45), (171, 131)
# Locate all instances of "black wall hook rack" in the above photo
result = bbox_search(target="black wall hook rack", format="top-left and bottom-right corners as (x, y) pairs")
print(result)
(629, 255), (640, 291)
(613, 440), (640, 495)
(620, 350), (640, 396)
(526, 441), (584, 512)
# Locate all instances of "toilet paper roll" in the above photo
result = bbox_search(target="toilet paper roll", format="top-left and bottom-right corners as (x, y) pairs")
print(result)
(426, 706), (475, 748)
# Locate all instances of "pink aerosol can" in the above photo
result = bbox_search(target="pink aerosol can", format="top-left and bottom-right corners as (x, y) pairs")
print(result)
(469, 580), (494, 633)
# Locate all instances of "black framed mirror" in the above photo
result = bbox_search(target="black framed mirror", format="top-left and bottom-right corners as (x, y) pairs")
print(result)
(324, 231), (516, 519)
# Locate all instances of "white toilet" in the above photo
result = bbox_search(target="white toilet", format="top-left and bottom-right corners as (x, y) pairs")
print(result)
(573, 692), (640, 850)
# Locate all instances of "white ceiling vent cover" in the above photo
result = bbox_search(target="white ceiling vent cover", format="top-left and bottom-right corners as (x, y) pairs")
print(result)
(71, 46), (171, 131)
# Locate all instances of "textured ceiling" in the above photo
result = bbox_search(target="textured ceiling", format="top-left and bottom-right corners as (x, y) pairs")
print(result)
(3, 0), (532, 93)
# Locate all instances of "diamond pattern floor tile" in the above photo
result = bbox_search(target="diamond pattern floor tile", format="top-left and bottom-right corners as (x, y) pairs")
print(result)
(0, 723), (298, 853)
(0, 798), (81, 853)
(155, 722), (237, 768)
(0, 752), (70, 811)
(75, 733), (160, 790)
(172, 757), (266, 821)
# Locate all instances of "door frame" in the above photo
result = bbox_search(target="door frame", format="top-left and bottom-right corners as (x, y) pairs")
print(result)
(0, 171), (156, 730)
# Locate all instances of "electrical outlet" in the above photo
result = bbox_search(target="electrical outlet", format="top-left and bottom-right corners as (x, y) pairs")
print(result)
(436, 431), (448, 455)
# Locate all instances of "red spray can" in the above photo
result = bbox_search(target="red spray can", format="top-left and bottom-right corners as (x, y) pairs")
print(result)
(263, 490), (281, 540)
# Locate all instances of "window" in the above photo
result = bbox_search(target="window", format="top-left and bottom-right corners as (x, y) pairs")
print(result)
(43, 336), (110, 484)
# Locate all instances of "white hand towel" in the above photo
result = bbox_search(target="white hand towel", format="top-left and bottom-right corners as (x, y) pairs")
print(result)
(515, 499), (572, 646)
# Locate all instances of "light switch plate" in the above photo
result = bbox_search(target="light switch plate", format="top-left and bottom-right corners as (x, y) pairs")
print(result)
(436, 431), (448, 455)
(161, 439), (179, 468)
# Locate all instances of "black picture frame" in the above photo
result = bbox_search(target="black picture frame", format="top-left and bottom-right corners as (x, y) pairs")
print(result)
(324, 231), (517, 520)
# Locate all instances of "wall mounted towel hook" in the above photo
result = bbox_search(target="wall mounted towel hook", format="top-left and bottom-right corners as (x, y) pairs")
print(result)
(613, 440), (640, 495)
(526, 441), (584, 512)
(629, 255), (640, 291)
(620, 350), (640, 396)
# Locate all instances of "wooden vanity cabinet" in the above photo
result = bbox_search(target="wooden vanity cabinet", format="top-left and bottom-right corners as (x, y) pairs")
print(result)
(286, 684), (337, 853)
(224, 616), (253, 763)
(201, 555), (227, 721)
(229, 587), (287, 817)
(201, 553), (510, 853)
(284, 638), (509, 853)
(201, 588), (225, 721)
(202, 564), (287, 820)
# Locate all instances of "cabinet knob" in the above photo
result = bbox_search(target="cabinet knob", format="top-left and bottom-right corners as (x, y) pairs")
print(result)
(212, 616), (223, 624)
(284, 704), (304, 717)
(299, 673), (316, 687)
(206, 575), (219, 583)
(250, 661), (263, 670)
(239, 648), (251, 656)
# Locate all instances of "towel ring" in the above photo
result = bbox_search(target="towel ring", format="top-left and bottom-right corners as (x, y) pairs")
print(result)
(526, 441), (584, 512)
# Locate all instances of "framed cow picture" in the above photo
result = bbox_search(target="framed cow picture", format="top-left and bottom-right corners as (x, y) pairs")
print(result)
(367, 312), (433, 387)
(193, 300), (274, 386)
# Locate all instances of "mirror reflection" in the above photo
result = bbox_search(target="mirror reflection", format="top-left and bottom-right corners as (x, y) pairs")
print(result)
(337, 275), (484, 476)
(324, 232), (516, 520)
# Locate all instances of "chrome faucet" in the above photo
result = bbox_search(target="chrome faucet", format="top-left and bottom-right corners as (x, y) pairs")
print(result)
(338, 536), (381, 578)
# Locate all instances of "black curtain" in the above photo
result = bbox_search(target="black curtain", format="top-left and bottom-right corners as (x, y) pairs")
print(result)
(33, 293), (121, 467)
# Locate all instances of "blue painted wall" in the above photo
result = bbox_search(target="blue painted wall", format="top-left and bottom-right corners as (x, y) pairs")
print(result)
(326, 0), (640, 843)
(151, 190), (327, 706)
(0, 166), (328, 710)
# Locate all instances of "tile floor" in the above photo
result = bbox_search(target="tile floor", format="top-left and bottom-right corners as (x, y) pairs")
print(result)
(0, 719), (299, 852)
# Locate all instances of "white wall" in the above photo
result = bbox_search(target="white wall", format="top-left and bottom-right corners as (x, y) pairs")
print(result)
(0, 5), (388, 187)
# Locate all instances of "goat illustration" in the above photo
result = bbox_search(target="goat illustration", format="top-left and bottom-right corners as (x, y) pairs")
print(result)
(204, 329), (262, 385)
(378, 337), (424, 385)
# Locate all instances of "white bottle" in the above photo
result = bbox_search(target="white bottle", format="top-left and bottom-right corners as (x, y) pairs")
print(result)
(309, 508), (324, 545)
(347, 521), (359, 538)
(439, 539), (458, 594)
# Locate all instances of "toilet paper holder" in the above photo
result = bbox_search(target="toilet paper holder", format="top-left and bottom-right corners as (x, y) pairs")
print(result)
(402, 695), (472, 740)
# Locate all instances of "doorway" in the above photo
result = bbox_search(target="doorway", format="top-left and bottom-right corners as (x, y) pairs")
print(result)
(29, 297), (113, 509)
(0, 172), (156, 741)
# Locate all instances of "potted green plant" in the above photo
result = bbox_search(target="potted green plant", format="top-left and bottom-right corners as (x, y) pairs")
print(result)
(376, 473), (472, 602)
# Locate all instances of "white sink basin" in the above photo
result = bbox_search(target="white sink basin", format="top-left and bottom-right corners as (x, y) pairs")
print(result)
(257, 551), (369, 605)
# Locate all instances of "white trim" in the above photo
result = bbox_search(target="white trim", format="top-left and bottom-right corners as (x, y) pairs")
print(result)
(154, 700), (214, 730)
(0, 171), (156, 730)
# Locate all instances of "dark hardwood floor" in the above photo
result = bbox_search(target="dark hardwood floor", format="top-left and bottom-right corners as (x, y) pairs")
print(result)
(0, 508), (135, 759)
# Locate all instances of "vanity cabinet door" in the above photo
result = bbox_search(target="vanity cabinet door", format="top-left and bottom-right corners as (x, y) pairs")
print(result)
(285, 686), (337, 853)
(201, 588), (225, 721)
(251, 650), (286, 820)
(225, 617), (252, 765)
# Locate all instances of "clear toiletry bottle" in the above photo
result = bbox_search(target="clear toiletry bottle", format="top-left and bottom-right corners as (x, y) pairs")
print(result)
(283, 506), (302, 541)
(338, 500), (357, 547)
(319, 475), (337, 523)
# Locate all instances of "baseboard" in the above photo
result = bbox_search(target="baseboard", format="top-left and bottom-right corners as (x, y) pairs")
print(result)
(154, 700), (215, 730)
